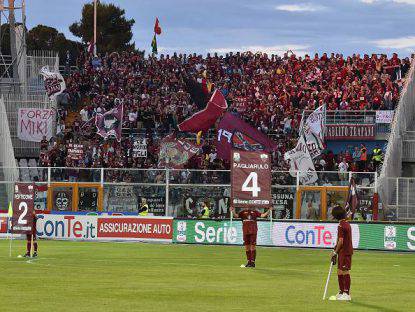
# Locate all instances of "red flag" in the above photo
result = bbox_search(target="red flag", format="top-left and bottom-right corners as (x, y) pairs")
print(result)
(178, 89), (227, 133)
(154, 17), (162, 35)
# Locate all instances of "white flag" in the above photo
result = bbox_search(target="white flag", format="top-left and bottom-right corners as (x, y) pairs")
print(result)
(284, 135), (318, 185)
(300, 105), (325, 159)
(40, 66), (66, 100)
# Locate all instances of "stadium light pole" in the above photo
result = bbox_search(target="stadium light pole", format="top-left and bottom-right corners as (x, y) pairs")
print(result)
(93, 0), (97, 56)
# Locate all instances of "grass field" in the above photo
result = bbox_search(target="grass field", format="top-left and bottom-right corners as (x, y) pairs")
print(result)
(1, 240), (414, 312)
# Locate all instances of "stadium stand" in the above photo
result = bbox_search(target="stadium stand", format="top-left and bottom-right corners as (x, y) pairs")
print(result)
(38, 52), (409, 175)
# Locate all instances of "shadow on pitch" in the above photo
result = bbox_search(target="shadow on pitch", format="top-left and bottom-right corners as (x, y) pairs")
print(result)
(253, 267), (315, 277)
(350, 301), (401, 312)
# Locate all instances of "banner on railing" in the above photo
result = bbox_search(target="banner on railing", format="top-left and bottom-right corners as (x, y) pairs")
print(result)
(272, 188), (294, 219)
(147, 196), (166, 215)
(17, 108), (55, 142)
(375, 111), (394, 124)
(106, 185), (138, 212)
(325, 124), (375, 140)
(67, 143), (84, 160)
(133, 138), (147, 157)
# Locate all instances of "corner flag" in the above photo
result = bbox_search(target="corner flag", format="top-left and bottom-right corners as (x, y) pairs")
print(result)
(7, 201), (12, 217)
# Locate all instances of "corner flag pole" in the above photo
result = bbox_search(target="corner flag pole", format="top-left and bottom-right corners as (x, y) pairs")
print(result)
(269, 207), (273, 241)
(8, 221), (13, 258)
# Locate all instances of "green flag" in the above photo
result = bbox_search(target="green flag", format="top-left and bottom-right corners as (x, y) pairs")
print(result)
(8, 201), (12, 217)
(151, 34), (157, 54)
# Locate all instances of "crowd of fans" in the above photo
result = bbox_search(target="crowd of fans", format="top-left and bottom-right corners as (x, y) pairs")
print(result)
(38, 50), (411, 180)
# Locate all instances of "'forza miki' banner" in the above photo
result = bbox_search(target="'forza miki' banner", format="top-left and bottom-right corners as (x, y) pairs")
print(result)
(173, 220), (415, 251)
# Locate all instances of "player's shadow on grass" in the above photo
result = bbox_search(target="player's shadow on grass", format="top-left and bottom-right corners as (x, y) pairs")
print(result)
(351, 301), (401, 312)
(253, 268), (315, 277)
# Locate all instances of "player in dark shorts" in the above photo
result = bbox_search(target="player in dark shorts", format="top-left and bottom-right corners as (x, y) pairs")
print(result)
(331, 205), (353, 301)
(230, 206), (271, 268)
(24, 209), (38, 258)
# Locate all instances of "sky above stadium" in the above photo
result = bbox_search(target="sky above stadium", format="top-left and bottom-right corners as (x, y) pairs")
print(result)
(27, 0), (415, 57)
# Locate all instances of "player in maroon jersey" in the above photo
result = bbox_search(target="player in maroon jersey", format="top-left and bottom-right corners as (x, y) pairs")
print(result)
(331, 205), (353, 301)
(230, 206), (271, 268)
(23, 184), (46, 258)
(24, 209), (38, 258)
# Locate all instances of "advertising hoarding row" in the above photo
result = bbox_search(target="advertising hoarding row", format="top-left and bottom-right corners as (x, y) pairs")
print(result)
(35, 214), (173, 242)
(173, 220), (415, 252)
(1, 213), (413, 252)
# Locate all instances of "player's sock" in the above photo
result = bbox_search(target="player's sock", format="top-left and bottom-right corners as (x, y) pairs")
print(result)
(26, 242), (31, 254)
(34, 242), (38, 252)
(252, 250), (256, 262)
(343, 274), (351, 294)
(338, 275), (344, 293)
(246, 251), (250, 262)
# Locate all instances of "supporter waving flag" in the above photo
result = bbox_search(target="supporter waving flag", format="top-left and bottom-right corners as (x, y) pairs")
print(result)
(95, 101), (123, 142)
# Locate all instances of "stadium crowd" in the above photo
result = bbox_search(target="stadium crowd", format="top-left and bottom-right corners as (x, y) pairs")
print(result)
(39, 50), (411, 181)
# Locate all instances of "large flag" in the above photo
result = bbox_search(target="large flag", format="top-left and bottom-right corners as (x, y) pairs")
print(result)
(154, 17), (162, 35)
(158, 134), (201, 168)
(284, 135), (318, 185)
(95, 102), (123, 142)
(178, 89), (227, 133)
(300, 105), (325, 159)
(39, 66), (66, 100)
(216, 112), (278, 161)
(151, 34), (157, 54)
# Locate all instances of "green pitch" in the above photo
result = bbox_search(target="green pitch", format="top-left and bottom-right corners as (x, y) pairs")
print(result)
(1, 240), (414, 312)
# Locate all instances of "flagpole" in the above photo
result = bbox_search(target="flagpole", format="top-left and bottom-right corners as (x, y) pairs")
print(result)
(93, 0), (97, 56)
(9, 216), (13, 258)
(269, 207), (272, 243)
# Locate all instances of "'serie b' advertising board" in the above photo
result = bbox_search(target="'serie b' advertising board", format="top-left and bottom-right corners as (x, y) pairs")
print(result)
(173, 220), (415, 252)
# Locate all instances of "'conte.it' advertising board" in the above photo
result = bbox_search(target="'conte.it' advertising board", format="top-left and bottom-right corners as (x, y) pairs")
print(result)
(231, 149), (271, 208)
(36, 214), (173, 242)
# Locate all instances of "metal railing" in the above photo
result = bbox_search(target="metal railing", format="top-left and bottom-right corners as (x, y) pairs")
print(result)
(0, 167), (377, 220)
(379, 58), (415, 209)
(384, 177), (415, 221)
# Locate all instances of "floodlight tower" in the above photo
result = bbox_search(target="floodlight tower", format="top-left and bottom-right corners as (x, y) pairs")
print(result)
(0, 0), (27, 93)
